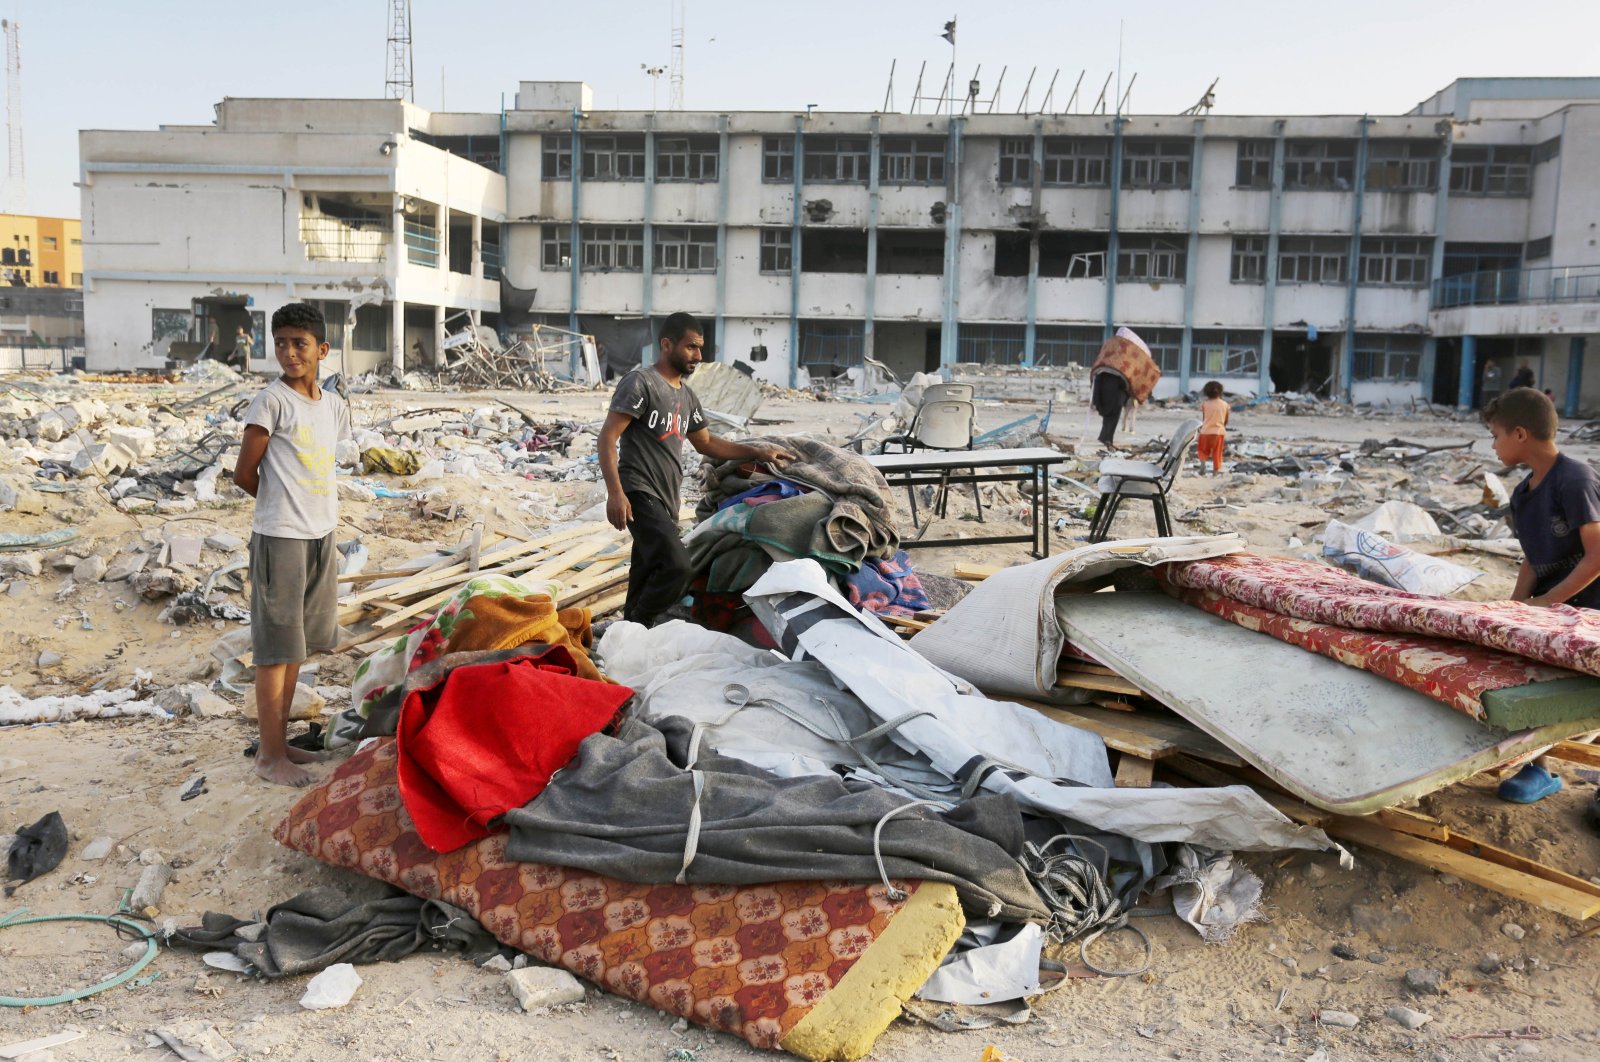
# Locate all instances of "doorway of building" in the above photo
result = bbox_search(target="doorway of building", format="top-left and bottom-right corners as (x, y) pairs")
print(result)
(924, 327), (943, 374)
(1269, 332), (1334, 396)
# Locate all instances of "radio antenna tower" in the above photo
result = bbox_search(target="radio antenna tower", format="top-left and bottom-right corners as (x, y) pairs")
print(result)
(2, 18), (21, 212)
(384, 0), (414, 102)
(668, 0), (685, 110)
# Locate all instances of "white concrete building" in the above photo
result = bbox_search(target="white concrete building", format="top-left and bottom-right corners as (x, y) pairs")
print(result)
(79, 98), (504, 376)
(81, 77), (1600, 411)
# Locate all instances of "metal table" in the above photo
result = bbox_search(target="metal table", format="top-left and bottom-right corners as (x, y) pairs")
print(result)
(868, 446), (1070, 557)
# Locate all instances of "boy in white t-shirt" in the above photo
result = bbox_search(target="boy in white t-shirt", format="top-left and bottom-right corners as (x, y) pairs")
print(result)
(233, 303), (352, 787)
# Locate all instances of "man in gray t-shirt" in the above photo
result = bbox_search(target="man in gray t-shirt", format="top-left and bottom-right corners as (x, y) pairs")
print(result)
(600, 312), (795, 627)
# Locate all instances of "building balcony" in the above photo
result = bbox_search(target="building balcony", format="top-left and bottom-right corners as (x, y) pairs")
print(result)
(1432, 264), (1600, 310)
(299, 216), (391, 263)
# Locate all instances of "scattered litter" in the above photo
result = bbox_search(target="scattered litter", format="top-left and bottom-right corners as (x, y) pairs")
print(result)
(4, 811), (68, 896)
(1322, 521), (1483, 596)
(179, 775), (208, 801)
(201, 951), (251, 973)
(299, 963), (362, 1010)
(0, 1028), (86, 1059)
(151, 1020), (238, 1062)
(0, 685), (168, 726)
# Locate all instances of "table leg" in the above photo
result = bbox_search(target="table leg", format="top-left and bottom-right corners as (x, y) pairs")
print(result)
(1035, 463), (1048, 558)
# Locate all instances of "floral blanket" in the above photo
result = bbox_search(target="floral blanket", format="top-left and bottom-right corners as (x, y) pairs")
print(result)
(1158, 553), (1600, 699)
(327, 574), (568, 748)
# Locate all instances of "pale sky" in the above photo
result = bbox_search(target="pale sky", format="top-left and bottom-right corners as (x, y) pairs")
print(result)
(13, 0), (1600, 219)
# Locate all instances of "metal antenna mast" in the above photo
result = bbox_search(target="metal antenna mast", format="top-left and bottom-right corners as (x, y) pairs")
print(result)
(668, 0), (686, 110)
(384, 0), (414, 101)
(2, 19), (21, 213)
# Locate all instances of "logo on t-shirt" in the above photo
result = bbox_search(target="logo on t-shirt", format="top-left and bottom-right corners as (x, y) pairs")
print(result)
(647, 406), (690, 441)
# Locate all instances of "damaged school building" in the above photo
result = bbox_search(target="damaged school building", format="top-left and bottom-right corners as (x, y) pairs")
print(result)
(79, 76), (1600, 408)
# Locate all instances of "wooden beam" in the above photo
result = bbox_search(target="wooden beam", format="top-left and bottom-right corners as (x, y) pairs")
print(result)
(954, 563), (1000, 581)
(1023, 702), (1177, 760)
(1114, 754), (1155, 788)
(1055, 671), (1145, 696)
(1547, 741), (1600, 770)
(1018, 703), (1244, 767)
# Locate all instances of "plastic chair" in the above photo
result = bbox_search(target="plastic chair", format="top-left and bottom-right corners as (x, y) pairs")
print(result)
(920, 382), (975, 405)
(1087, 417), (1202, 542)
(880, 400), (983, 527)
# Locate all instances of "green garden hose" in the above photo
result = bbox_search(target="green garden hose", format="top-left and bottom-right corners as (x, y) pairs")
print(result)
(0, 908), (158, 1007)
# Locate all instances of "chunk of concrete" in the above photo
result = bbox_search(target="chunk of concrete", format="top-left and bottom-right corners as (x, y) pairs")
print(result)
(73, 554), (108, 583)
(1319, 1010), (1359, 1029)
(204, 532), (244, 553)
(129, 862), (173, 912)
(0, 554), (42, 578)
(37, 649), (63, 668)
(81, 836), (115, 860)
(167, 536), (204, 567)
(1386, 1006), (1433, 1031)
(505, 966), (585, 1010)
(243, 683), (326, 722)
(109, 426), (157, 459)
(104, 551), (150, 582)
(70, 441), (137, 479)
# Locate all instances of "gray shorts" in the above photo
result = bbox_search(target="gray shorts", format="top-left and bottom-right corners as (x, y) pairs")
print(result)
(249, 532), (338, 666)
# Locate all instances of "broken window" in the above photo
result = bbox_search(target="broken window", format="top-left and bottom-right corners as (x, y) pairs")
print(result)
(759, 229), (793, 273)
(1042, 138), (1110, 187)
(654, 226), (717, 272)
(803, 137), (870, 183)
(762, 136), (794, 182)
(998, 138), (1032, 185)
(1283, 140), (1355, 190)
(1525, 235), (1553, 261)
(542, 134), (573, 180)
(800, 229), (869, 273)
(1449, 145), (1532, 196)
(799, 320), (865, 369)
(1365, 140), (1439, 191)
(1034, 326), (1105, 368)
(1235, 140), (1273, 188)
(957, 323), (1027, 365)
(1135, 327), (1184, 373)
(993, 232), (1030, 277)
(657, 136), (719, 182)
(402, 205), (439, 268)
(1116, 234), (1186, 281)
(1191, 329), (1260, 376)
(1277, 236), (1347, 284)
(1358, 237), (1432, 286)
(1231, 235), (1268, 283)
(540, 226), (572, 270)
(877, 230), (944, 275)
(582, 135), (647, 180)
(993, 231), (1108, 278)
(1120, 140), (1191, 190)
(352, 303), (388, 351)
(880, 137), (945, 184)
(1352, 333), (1423, 381)
(581, 225), (644, 271)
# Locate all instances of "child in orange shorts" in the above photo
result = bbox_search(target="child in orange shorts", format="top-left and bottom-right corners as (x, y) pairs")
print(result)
(1196, 380), (1229, 474)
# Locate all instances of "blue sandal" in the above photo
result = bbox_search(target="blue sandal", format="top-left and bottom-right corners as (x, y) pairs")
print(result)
(1497, 763), (1563, 804)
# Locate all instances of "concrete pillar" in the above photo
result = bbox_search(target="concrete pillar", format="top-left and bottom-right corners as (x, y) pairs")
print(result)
(1566, 336), (1586, 418)
(788, 115), (804, 389)
(471, 214), (483, 280)
(1458, 334), (1477, 410)
(1104, 116), (1125, 340)
(864, 117), (881, 366)
(1178, 119), (1206, 393)
(1023, 121), (1044, 367)
(641, 118), (656, 363)
(714, 116), (730, 353)
(391, 299), (406, 376)
(1259, 122), (1287, 395)
(1340, 117), (1372, 403)
(433, 304), (446, 369)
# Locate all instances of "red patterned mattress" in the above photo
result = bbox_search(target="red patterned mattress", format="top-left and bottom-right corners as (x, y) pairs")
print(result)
(275, 740), (964, 1060)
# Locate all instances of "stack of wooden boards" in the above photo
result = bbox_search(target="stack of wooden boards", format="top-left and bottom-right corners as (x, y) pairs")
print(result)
(334, 522), (632, 651)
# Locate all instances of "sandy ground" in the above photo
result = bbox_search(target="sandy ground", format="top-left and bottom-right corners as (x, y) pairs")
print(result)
(3, 378), (1599, 1060)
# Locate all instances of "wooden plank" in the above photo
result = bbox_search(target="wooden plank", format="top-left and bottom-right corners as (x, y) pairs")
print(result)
(954, 563), (1000, 581)
(1091, 698), (1139, 713)
(351, 523), (596, 606)
(1327, 816), (1600, 922)
(880, 614), (932, 634)
(1365, 808), (1450, 843)
(1114, 754), (1155, 788)
(1547, 740), (1600, 769)
(1060, 662), (1122, 678)
(1020, 702), (1177, 760)
(585, 589), (628, 617)
(1054, 671), (1145, 696)
(1028, 704), (1245, 767)
(558, 565), (633, 609)
(1438, 830), (1600, 902)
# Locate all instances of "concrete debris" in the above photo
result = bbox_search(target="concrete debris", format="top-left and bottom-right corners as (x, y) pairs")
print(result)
(72, 554), (108, 583)
(104, 551), (150, 582)
(81, 836), (114, 860)
(505, 966), (586, 1010)
(1386, 1006), (1433, 1031)
(1318, 1010), (1360, 1028)
(243, 682), (325, 722)
(128, 862), (173, 912)
(152, 1019), (238, 1062)
(0, 684), (167, 725)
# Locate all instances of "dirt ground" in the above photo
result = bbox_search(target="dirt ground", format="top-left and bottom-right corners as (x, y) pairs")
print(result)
(3, 378), (1599, 1061)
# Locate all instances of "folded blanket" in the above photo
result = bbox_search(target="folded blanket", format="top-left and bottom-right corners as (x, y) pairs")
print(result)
(696, 437), (899, 564)
(328, 576), (568, 748)
(843, 551), (931, 618)
(1090, 332), (1161, 404)
(1160, 552), (1600, 681)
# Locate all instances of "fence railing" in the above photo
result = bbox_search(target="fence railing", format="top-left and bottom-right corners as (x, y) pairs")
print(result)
(403, 221), (440, 268)
(299, 216), (390, 263)
(1432, 264), (1600, 309)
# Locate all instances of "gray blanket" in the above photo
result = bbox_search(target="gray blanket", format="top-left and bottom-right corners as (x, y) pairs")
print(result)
(695, 436), (900, 564)
(502, 717), (1049, 922)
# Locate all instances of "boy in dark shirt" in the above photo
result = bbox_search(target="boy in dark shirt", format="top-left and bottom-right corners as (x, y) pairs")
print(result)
(1483, 387), (1600, 802)
(599, 312), (795, 627)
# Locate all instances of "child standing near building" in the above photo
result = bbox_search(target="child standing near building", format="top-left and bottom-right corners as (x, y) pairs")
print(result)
(1483, 387), (1600, 803)
(233, 303), (352, 788)
(1196, 381), (1229, 475)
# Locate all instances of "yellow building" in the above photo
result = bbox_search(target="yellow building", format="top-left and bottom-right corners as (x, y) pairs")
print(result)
(0, 214), (83, 288)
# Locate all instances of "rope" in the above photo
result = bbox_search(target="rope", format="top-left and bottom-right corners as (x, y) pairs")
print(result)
(1020, 835), (1153, 978)
(0, 908), (158, 1007)
(869, 800), (947, 902)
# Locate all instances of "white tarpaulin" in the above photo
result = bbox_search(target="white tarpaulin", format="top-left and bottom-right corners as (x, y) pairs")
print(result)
(909, 535), (1246, 702)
